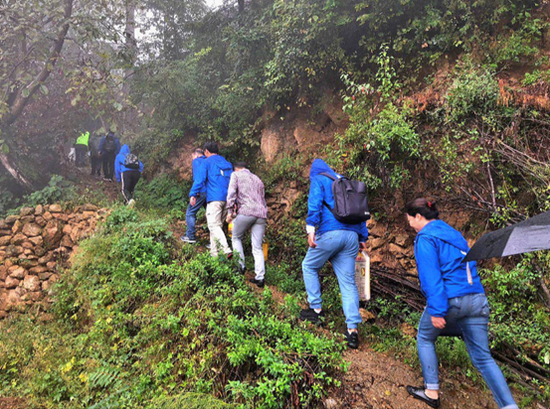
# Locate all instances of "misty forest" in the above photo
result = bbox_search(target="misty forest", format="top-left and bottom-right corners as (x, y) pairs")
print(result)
(1, 0), (550, 408)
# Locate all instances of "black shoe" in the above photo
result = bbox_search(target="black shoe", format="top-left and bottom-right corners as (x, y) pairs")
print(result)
(249, 278), (264, 288)
(344, 330), (359, 349)
(406, 386), (440, 408)
(299, 308), (325, 325)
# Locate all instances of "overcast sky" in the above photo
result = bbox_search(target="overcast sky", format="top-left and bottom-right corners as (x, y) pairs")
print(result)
(205, 0), (225, 9)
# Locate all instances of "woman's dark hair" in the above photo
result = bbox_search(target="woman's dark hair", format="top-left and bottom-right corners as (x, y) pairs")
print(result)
(405, 198), (440, 220)
(203, 141), (219, 154)
(234, 161), (247, 169)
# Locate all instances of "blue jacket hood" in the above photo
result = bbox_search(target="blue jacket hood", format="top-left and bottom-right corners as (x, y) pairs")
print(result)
(115, 144), (143, 182)
(418, 220), (470, 253)
(119, 144), (130, 156)
(310, 159), (337, 180)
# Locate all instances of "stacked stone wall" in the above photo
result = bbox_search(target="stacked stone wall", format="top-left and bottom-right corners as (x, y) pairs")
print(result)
(0, 204), (107, 318)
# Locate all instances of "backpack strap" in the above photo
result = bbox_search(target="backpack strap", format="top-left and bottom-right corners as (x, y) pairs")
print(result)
(320, 172), (338, 181)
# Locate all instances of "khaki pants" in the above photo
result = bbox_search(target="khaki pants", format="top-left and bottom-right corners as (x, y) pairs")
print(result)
(206, 201), (231, 256)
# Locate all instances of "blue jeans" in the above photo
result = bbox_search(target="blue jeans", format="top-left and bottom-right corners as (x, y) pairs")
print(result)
(417, 293), (518, 409)
(302, 230), (362, 329)
(185, 195), (206, 240)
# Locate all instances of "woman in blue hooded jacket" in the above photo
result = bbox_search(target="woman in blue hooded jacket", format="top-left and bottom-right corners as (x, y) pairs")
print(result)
(405, 198), (517, 409)
(115, 144), (143, 206)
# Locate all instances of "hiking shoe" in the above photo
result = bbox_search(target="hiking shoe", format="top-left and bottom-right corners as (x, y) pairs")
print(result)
(249, 278), (265, 288)
(181, 236), (197, 244)
(127, 199), (136, 208)
(299, 308), (325, 325)
(206, 243), (211, 249)
(406, 386), (440, 408)
(344, 330), (359, 349)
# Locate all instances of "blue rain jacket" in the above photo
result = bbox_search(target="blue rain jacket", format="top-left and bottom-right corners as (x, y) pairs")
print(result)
(192, 155), (207, 195)
(115, 144), (143, 183)
(306, 159), (369, 242)
(415, 220), (485, 318)
(189, 154), (233, 203)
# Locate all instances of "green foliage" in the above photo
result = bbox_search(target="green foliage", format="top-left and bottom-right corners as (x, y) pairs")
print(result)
(446, 63), (500, 121)
(23, 175), (77, 207)
(481, 256), (550, 381)
(138, 174), (190, 215)
(492, 10), (548, 65)
(0, 207), (345, 408)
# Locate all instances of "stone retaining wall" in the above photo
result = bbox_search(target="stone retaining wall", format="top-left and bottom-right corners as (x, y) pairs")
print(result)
(0, 204), (107, 318)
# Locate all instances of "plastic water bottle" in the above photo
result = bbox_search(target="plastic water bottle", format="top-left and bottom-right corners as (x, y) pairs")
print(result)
(355, 251), (371, 301)
(262, 240), (269, 260)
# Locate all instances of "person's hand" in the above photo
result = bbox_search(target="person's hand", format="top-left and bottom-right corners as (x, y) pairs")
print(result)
(226, 214), (232, 223)
(359, 242), (367, 250)
(431, 316), (446, 329)
(190, 196), (196, 207)
(308, 233), (317, 248)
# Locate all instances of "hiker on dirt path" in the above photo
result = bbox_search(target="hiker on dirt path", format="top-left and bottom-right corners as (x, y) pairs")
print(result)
(181, 148), (207, 244)
(115, 144), (143, 207)
(405, 198), (518, 409)
(74, 131), (90, 168)
(89, 133), (103, 177)
(226, 162), (267, 288)
(99, 131), (121, 181)
(299, 158), (368, 349)
(189, 141), (233, 258)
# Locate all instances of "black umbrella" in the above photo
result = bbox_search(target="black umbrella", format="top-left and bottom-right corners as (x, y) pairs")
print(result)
(464, 210), (550, 262)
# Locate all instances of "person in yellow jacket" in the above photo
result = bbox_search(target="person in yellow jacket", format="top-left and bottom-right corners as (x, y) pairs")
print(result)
(74, 131), (90, 168)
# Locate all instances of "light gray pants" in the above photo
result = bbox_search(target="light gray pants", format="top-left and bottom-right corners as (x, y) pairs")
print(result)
(232, 215), (266, 280)
(206, 201), (231, 257)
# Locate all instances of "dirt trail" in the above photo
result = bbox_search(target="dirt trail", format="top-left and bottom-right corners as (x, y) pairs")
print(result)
(239, 268), (521, 409)
(337, 346), (499, 409)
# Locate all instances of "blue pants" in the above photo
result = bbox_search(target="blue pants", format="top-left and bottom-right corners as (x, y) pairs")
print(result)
(185, 195), (206, 240)
(302, 230), (362, 329)
(417, 293), (518, 409)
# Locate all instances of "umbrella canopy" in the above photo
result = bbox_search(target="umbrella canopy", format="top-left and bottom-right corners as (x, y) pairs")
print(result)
(464, 210), (550, 262)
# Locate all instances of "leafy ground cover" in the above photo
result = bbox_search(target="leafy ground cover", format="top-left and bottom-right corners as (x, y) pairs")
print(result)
(0, 206), (346, 409)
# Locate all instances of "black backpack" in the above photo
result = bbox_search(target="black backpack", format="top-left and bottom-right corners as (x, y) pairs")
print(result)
(124, 153), (140, 170)
(103, 135), (116, 152)
(321, 172), (371, 224)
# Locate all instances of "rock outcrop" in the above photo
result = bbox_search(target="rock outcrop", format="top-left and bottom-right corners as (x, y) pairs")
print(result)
(0, 204), (108, 318)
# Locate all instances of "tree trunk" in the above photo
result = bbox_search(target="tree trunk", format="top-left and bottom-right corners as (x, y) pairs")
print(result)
(122, 0), (136, 133)
(0, 151), (33, 190)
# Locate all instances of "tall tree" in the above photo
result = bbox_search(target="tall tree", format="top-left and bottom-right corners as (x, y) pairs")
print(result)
(0, 0), (74, 188)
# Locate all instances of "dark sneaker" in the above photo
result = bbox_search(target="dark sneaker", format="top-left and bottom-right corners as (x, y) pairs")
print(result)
(299, 308), (325, 325)
(344, 330), (359, 349)
(249, 278), (265, 288)
(181, 236), (197, 244)
(406, 386), (440, 408)
(206, 244), (211, 250)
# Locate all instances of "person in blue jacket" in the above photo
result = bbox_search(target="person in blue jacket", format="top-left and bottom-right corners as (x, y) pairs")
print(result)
(181, 148), (207, 244)
(189, 141), (233, 257)
(115, 144), (143, 207)
(300, 159), (369, 349)
(405, 198), (518, 409)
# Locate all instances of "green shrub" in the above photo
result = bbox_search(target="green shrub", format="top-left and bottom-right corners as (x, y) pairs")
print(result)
(446, 63), (500, 121)
(23, 175), (77, 207)
(1, 208), (345, 409)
